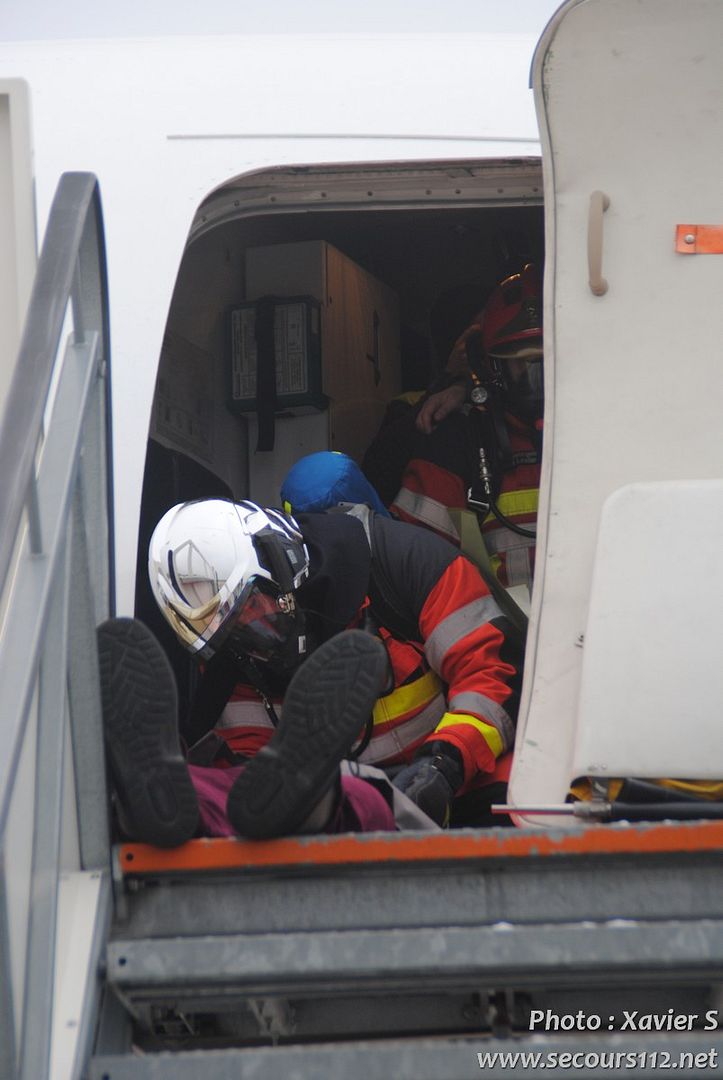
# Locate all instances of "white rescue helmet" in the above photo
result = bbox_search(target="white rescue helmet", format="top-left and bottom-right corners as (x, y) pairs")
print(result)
(148, 498), (310, 668)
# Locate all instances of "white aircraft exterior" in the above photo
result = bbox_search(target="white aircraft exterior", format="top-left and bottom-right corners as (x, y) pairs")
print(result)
(0, 29), (540, 601)
(4, 0), (723, 826)
(4, 3), (723, 1074)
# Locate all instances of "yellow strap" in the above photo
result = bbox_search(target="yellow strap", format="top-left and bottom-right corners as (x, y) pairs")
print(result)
(570, 776), (723, 803)
(435, 711), (503, 757)
(655, 778), (723, 801)
(372, 668), (443, 725)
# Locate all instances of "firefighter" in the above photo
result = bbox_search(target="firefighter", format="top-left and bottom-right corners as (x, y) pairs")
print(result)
(370, 265), (543, 591)
(280, 449), (391, 518)
(97, 497), (523, 844)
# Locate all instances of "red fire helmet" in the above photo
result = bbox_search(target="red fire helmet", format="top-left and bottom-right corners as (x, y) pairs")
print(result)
(482, 264), (543, 360)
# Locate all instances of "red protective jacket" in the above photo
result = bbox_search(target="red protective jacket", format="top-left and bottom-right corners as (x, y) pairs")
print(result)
(390, 407), (540, 589)
(213, 511), (522, 792)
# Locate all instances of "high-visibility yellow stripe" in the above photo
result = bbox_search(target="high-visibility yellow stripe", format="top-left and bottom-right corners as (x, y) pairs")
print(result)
(435, 712), (504, 757)
(484, 487), (538, 522)
(373, 668), (442, 725)
(448, 692), (515, 748)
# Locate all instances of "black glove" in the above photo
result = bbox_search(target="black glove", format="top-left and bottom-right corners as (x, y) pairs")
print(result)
(393, 741), (465, 827)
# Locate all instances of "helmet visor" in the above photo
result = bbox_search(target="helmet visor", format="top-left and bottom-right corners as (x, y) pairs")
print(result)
(226, 577), (301, 664)
(500, 356), (544, 421)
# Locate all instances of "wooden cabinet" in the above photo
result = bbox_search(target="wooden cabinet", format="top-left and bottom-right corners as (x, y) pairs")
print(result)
(246, 240), (401, 465)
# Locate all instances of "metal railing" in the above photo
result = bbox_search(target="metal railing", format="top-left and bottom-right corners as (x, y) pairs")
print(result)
(0, 173), (114, 1080)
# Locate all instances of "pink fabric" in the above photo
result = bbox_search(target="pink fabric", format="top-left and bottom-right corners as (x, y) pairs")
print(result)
(188, 764), (396, 837)
(332, 775), (396, 832)
(188, 764), (240, 838)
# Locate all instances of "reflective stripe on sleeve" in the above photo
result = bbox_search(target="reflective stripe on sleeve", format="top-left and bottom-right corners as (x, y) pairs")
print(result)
(392, 487), (460, 541)
(424, 594), (504, 672)
(435, 711), (504, 757)
(446, 692), (515, 750)
(486, 487), (538, 520)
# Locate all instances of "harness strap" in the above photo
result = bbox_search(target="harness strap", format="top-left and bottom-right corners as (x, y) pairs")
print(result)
(185, 650), (241, 749)
(254, 296), (277, 451)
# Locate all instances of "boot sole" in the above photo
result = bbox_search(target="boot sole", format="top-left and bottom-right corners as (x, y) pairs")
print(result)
(226, 630), (388, 839)
(97, 618), (199, 847)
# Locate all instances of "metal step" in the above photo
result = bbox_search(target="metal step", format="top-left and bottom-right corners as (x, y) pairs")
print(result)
(99, 833), (723, 1069)
(113, 843), (723, 940)
(100, 833), (723, 1055)
(108, 918), (723, 1005)
(90, 1033), (723, 1080)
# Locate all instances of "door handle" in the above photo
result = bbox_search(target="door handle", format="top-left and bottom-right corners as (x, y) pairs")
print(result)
(588, 191), (610, 296)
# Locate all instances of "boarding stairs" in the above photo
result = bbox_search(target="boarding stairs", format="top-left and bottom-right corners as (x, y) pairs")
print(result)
(3, 175), (723, 1080)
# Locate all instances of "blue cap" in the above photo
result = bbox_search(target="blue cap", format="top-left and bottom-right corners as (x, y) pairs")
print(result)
(281, 451), (390, 517)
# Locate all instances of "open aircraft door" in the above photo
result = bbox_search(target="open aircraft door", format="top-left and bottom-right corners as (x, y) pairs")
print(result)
(509, 0), (723, 819)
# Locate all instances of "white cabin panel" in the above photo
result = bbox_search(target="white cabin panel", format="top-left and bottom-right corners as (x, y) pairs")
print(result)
(511, 0), (723, 817)
(574, 481), (723, 780)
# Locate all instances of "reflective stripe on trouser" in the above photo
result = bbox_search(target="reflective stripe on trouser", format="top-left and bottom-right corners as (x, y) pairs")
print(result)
(216, 676), (445, 764)
(482, 529), (535, 587)
(215, 700), (277, 731)
(359, 692), (447, 764)
(218, 668), (442, 732)
(482, 487), (537, 587)
(372, 668), (442, 725)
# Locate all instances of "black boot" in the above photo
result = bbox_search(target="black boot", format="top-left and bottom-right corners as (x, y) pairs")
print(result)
(226, 630), (388, 840)
(97, 617), (199, 847)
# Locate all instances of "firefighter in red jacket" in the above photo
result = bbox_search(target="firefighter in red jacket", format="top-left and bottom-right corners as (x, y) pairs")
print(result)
(97, 498), (523, 844)
(388, 264), (543, 590)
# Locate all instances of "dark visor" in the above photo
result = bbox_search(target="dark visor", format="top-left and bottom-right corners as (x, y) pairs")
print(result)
(225, 577), (299, 663)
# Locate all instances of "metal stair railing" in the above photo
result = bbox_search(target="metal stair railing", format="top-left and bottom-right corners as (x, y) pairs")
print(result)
(0, 173), (114, 1080)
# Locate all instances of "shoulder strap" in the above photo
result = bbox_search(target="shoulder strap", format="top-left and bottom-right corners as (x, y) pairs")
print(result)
(332, 504), (420, 643)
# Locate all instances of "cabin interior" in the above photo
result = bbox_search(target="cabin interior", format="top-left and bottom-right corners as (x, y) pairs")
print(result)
(134, 157), (545, 743)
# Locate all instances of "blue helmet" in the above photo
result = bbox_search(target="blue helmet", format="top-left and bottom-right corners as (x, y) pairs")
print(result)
(281, 451), (390, 518)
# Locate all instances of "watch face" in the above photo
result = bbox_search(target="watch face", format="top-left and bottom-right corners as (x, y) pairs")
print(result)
(470, 385), (488, 405)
